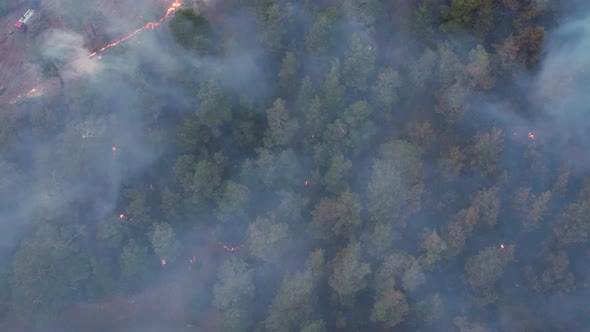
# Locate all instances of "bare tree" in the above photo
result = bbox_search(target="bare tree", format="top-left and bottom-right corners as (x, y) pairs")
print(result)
(74, 121), (97, 139)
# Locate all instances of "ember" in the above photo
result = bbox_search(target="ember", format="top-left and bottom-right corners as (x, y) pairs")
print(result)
(500, 243), (505, 249)
(528, 132), (535, 139)
(161, 259), (167, 266)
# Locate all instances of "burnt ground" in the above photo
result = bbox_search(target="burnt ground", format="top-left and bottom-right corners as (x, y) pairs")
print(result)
(56, 233), (222, 332)
(0, 0), (176, 104)
(0, 1), (225, 331)
(1, 225), (223, 332)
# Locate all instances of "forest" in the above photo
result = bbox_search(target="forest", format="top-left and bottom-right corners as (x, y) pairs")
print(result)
(1, 0), (590, 331)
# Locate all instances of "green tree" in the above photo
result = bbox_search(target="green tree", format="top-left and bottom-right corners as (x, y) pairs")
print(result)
(340, 100), (376, 154)
(370, 289), (409, 328)
(296, 76), (314, 114)
(191, 153), (227, 207)
(264, 98), (299, 147)
(256, 2), (291, 51)
(409, 47), (436, 89)
(322, 59), (345, 110)
(0, 105), (23, 149)
(119, 239), (151, 289)
(360, 222), (400, 258)
(512, 188), (552, 231)
(241, 148), (303, 190)
(440, 0), (495, 36)
(215, 181), (251, 222)
(371, 66), (401, 115)
(196, 79), (232, 135)
(213, 256), (255, 311)
(169, 10), (212, 52)
(97, 217), (129, 249)
(415, 293), (443, 324)
(418, 229), (449, 269)
(11, 223), (89, 320)
(247, 216), (289, 262)
(305, 96), (327, 139)
(328, 242), (371, 307)
(552, 198), (590, 247)
(309, 191), (362, 242)
(466, 45), (496, 90)
(321, 153), (352, 194)
(342, 0), (381, 30)
(148, 222), (180, 262)
(413, 3), (435, 42)
(464, 245), (516, 305)
(300, 320), (327, 332)
(467, 127), (504, 176)
(305, 7), (341, 55)
(342, 33), (377, 91)
(368, 140), (424, 226)
(265, 270), (317, 331)
(306, 248), (326, 281)
(278, 50), (300, 94)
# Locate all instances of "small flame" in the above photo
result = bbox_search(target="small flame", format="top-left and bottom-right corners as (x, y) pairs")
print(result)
(112, 146), (117, 152)
(161, 259), (167, 266)
(500, 243), (505, 249)
(528, 132), (535, 140)
(119, 214), (126, 219)
(220, 243), (244, 252)
(304, 180), (309, 186)
(88, 0), (182, 58)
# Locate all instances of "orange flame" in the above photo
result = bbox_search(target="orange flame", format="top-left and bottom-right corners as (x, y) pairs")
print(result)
(528, 132), (535, 140)
(119, 214), (126, 219)
(161, 259), (167, 266)
(500, 243), (505, 249)
(88, 0), (182, 58)
(220, 243), (245, 252)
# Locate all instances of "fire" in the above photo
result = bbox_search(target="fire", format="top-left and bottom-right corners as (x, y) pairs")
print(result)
(304, 180), (309, 186)
(119, 213), (126, 219)
(220, 243), (245, 252)
(528, 132), (535, 139)
(88, 0), (182, 58)
(112, 146), (117, 152)
(500, 243), (505, 249)
(161, 259), (167, 266)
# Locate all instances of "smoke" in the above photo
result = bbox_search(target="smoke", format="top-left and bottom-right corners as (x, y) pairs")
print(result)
(3, 0), (590, 331)
(40, 29), (103, 79)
